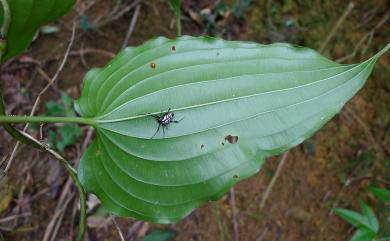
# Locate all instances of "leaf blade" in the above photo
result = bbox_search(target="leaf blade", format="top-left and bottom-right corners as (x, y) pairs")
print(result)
(75, 36), (389, 223)
(0, 0), (75, 61)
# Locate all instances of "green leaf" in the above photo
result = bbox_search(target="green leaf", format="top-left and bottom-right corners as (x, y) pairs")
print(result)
(333, 208), (373, 231)
(368, 186), (390, 203)
(46, 101), (65, 116)
(350, 228), (376, 241)
(75, 36), (390, 223)
(0, 0), (76, 61)
(79, 15), (94, 30)
(359, 200), (379, 233)
(56, 123), (83, 153)
(60, 91), (77, 117)
(143, 230), (176, 241)
(168, 0), (180, 15)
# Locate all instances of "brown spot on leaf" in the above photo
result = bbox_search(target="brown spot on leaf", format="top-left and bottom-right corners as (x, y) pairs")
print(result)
(224, 135), (238, 144)
(150, 62), (156, 69)
(171, 45), (176, 51)
(233, 175), (239, 179)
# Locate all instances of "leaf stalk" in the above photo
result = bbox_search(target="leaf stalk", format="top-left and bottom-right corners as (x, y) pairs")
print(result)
(0, 115), (97, 126)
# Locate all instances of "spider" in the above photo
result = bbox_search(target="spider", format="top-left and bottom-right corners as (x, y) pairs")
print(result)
(150, 108), (183, 139)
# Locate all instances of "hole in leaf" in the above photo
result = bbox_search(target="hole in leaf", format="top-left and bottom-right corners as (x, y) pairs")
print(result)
(171, 46), (176, 51)
(221, 142), (225, 146)
(201, 144), (205, 149)
(224, 135), (238, 144)
(233, 175), (239, 179)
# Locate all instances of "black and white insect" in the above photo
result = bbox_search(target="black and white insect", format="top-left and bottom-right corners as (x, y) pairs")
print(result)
(150, 108), (183, 139)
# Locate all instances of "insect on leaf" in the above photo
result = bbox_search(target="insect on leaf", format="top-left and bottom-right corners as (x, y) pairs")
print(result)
(75, 36), (390, 223)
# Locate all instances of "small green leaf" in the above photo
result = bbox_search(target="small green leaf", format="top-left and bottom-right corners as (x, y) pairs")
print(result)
(350, 228), (376, 241)
(80, 15), (94, 30)
(143, 230), (176, 241)
(0, 0), (76, 61)
(368, 187), (390, 203)
(359, 200), (379, 233)
(46, 101), (65, 116)
(168, 0), (180, 15)
(47, 129), (57, 149)
(60, 91), (77, 117)
(75, 36), (390, 223)
(56, 123), (83, 153)
(333, 208), (373, 231)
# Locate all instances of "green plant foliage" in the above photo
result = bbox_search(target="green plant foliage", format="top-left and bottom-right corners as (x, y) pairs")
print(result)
(168, 0), (180, 15)
(75, 36), (390, 223)
(0, 0), (76, 61)
(143, 230), (176, 241)
(232, 0), (251, 18)
(168, 0), (181, 36)
(368, 187), (390, 203)
(47, 91), (82, 153)
(334, 200), (380, 241)
(79, 15), (94, 30)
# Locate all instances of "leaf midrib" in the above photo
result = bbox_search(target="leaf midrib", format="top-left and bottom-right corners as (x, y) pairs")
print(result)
(97, 61), (364, 123)
(98, 59), (373, 141)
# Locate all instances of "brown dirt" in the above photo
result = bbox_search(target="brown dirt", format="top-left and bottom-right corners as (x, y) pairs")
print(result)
(1, 0), (389, 241)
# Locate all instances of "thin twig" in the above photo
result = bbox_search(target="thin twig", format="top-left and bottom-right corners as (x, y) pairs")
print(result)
(215, 204), (225, 241)
(255, 226), (270, 241)
(95, 0), (143, 29)
(319, 2), (355, 53)
(43, 189), (75, 241)
(336, 10), (390, 63)
(122, 4), (141, 49)
(4, 23), (76, 173)
(344, 106), (384, 159)
(0, 212), (31, 224)
(330, 175), (390, 215)
(81, 126), (94, 151)
(260, 152), (289, 209)
(125, 221), (144, 241)
(230, 188), (239, 241)
(112, 217), (126, 241)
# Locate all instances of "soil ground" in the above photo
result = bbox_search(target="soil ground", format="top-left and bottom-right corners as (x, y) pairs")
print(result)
(0, 0), (389, 241)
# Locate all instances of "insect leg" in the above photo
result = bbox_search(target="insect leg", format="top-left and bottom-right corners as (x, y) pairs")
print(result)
(173, 117), (184, 123)
(150, 123), (161, 139)
(162, 125), (166, 136)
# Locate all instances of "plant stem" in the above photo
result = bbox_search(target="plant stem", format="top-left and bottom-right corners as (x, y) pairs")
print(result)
(169, 0), (181, 36)
(0, 115), (97, 126)
(176, 4), (181, 37)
